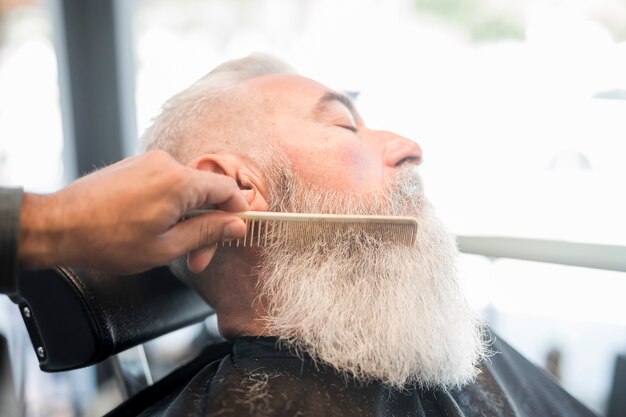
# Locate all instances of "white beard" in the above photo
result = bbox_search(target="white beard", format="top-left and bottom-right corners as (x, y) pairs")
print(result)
(256, 165), (486, 389)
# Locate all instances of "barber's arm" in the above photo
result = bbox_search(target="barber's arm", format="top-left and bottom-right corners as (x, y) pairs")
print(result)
(0, 150), (248, 296)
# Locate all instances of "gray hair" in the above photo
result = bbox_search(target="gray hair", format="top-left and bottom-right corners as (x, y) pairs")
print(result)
(141, 54), (295, 163)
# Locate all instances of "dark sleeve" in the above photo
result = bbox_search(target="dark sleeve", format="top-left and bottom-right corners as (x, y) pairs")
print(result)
(0, 187), (23, 296)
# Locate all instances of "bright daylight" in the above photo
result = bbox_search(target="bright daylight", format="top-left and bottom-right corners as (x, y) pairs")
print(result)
(1, 0), (625, 416)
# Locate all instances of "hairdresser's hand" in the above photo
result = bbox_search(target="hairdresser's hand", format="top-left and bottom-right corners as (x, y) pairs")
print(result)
(18, 150), (248, 274)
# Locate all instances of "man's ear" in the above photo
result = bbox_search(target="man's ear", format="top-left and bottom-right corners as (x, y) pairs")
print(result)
(188, 154), (269, 211)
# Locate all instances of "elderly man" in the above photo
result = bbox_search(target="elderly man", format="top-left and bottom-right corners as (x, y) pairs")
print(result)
(107, 55), (595, 417)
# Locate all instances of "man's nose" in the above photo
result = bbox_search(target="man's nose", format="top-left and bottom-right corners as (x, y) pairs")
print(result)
(376, 131), (423, 168)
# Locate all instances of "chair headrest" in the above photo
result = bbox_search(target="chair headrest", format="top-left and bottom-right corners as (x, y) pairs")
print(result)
(12, 266), (213, 372)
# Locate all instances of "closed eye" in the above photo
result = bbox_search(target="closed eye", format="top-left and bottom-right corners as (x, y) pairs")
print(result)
(337, 125), (358, 133)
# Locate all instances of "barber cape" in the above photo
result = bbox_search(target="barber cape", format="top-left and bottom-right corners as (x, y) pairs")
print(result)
(107, 331), (596, 417)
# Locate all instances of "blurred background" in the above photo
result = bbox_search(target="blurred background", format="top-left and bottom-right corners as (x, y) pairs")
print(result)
(1, 0), (625, 415)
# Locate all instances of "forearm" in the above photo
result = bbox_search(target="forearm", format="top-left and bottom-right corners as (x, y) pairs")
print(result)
(18, 193), (64, 269)
(0, 187), (23, 296)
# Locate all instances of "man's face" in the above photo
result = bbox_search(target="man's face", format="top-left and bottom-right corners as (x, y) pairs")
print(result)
(236, 74), (485, 390)
(243, 74), (423, 194)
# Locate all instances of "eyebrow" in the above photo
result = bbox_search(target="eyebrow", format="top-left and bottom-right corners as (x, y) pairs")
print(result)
(313, 91), (358, 121)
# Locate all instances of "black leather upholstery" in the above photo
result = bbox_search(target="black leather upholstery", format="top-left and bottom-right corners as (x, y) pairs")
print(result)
(11, 267), (212, 372)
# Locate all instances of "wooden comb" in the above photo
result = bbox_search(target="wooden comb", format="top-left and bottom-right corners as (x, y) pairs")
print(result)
(186, 210), (418, 247)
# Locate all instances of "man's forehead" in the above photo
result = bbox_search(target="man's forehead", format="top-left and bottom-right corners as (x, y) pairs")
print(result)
(242, 73), (358, 122)
(244, 73), (334, 106)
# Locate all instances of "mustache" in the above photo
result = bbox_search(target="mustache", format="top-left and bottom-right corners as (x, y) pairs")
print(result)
(385, 165), (426, 216)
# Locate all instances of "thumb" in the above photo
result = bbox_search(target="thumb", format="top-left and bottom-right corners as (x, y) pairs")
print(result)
(187, 246), (218, 274)
(186, 217), (247, 273)
(167, 213), (247, 256)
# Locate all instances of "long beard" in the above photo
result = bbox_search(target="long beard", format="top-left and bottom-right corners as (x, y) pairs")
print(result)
(257, 165), (487, 390)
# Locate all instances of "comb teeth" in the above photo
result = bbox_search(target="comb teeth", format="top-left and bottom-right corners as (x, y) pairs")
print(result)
(191, 211), (420, 248)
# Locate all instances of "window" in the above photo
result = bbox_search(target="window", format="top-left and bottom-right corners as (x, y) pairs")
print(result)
(0, 3), (64, 192)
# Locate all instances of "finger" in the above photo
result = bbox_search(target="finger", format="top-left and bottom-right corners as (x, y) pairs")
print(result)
(166, 212), (247, 256)
(187, 245), (218, 273)
(188, 170), (250, 213)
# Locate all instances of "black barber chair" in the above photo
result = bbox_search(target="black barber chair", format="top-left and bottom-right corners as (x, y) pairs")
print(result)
(7, 266), (214, 408)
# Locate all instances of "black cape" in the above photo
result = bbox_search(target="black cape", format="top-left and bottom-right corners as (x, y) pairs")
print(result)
(107, 333), (596, 417)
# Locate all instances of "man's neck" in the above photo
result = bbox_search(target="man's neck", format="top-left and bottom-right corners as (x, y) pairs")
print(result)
(200, 249), (269, 338)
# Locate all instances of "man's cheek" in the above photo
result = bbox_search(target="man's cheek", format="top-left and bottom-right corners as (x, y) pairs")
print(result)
(282, 135), (383, 192)
(345, 147), (384, 190)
